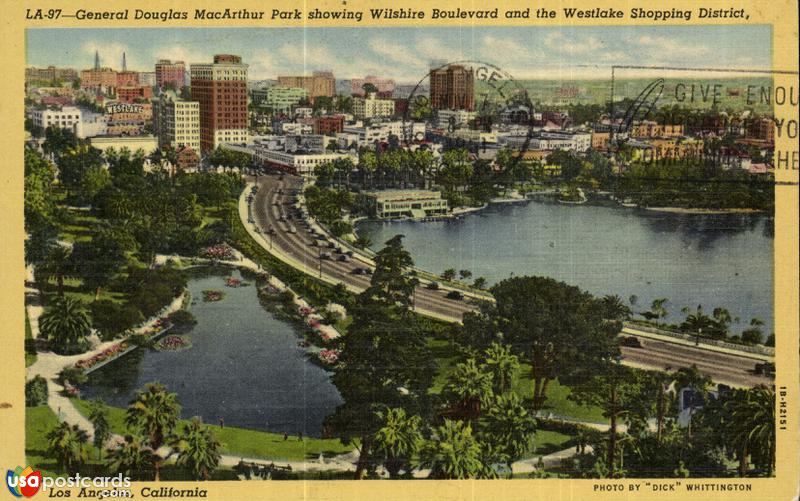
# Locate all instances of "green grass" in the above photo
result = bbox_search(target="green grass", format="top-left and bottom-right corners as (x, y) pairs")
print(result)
(71, 398), (353, 461)
(530, 429), (575, 457)
(25, 310), (36, 367)
(26, 405), (237, 480)
(427, 338), (606, 424)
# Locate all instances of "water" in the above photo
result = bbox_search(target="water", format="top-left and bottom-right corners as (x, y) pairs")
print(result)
(358, 197), (774, 336)
(80, 268), (343, 437)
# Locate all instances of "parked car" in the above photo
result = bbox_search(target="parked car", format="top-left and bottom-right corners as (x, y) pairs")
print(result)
(446, 291), (464, 300)
(620, 336), (643, 348)
(337, 254), (351, 262)
(334, 246), (343, 254)
(320, 252), (332, 260)
(345, 250), (354, 257)
(351, 267), (368, 275)
(755, 362), (775, 377)
(426, 281), (440, 290)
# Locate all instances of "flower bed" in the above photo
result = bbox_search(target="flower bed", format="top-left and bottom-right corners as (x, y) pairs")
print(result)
(155, 335), (192, 351)
(317, 349), (340, 366)
(74, 342), (128, 371)
(225, 277), (243, 288)
(200, 244), (236, 261)
(202, 289), (225, 302)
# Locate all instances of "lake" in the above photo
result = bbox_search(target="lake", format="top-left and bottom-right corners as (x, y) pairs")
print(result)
(80, 268), (343, 437)
(358, 197), (774, 336)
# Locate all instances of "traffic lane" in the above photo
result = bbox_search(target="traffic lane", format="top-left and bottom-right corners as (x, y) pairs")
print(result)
(620, 337), (772, 387)
(252, 177), (473, 318)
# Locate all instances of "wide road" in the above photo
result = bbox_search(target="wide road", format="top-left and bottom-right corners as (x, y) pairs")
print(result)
(246, 172), (773, 388)
(249, 173), (476, 322)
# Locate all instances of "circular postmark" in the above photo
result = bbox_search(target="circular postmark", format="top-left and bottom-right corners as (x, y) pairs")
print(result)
(401, 60), (534, 168)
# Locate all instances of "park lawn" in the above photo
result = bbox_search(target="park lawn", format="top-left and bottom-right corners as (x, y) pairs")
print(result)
(427, 338), (606, 424)
(26, 405), (237, 480)
(71, 399), (353, 461)
(530, 429), (575, 457)
(25, 310), (36, 367)
(59, 208), (101, 243)
(41, 276), (128, 306)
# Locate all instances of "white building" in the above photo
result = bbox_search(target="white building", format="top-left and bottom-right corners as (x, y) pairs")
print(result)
(365, 190), (449, 219)
(153, 92), (200, 152)
(29, 106), (82, 131)
(89, 135), (158, 155)
(503, 130), (592, 152)
(337, 121), (425, 149)
(280, 122), (313, 135)
(353, 93), (396, 119)
(436, 109), (477, 129)
(138, 72), (157, 87)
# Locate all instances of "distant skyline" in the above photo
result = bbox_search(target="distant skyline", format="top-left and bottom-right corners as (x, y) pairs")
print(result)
(26, 26), (771, 82)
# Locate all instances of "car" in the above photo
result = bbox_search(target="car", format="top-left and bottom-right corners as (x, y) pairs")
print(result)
(426, 281), (440, 290)
(446, 290), (464, 300)
(334, 246), (343, 254)
(326, 241), (336, 248)
(278, 215), (286, 222)
(267, 227), (276, 235)
(620, 336), (643, 348)
(351, 267), (368, 275)
(337, 254), (351, 262)
(288, 227), (297, 234)
(345, 250), (354, 257)
(755, 362), (775, 377)
(320, 252), (332, 260)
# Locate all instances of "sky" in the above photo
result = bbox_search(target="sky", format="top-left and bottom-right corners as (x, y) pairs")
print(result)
(26, 25), (772, 83)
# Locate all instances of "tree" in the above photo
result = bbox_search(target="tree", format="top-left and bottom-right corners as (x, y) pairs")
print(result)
(373, 408), (423, 478)
(125, 383), (181, 481)
(674, 365), (712, 439)
(478, 393), (537, 474)
(568, 363), (644, 477)
(80, 164), (112, 203)
(741, 318), (765, 345)
(105, 435), (155, 481)
(25, 375), (48, 407)
(600, 295), (632, 321)
(441, 268), (456, 282)
(726, 386), (775, 476)
(458, 269), (472, 281)
(47, 422), (89, 475)
(326, 236), (434, 479)
(58, 145), (104, 198)
(481, 276), (619, 410)
(39, 296), (91, 354)
(481, 343), (519, 395)
(88, 400), (112, 459)
(38, 245), (77, 296)
(443, 359), (494, 421)
(173, 417), (222, 480)
(73, 227), (133, 298)
(473, 277), (487, 290)
(416, 419), (486, 479)
(642, 298), (669, 320)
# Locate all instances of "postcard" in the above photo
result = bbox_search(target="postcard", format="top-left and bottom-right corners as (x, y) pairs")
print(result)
(1, 0), (798, 499)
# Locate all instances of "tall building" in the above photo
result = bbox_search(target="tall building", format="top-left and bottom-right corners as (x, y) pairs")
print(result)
(153, 91), (201, 152)
(155, 60), (186, 89)
(190, 54), (249, 152)
(429, 65), (474, 111)
(25, 66), (78, 84)
(351, 76), (396, 97)
(117, 85), (153, 103)
(116, 71), (139, 87)
(353, 93), (396, 119)
(80, 67), (117, 92)
(253, 86), (308, 114)
(277, 71), (335, 102)
(138, 72), (157, 87)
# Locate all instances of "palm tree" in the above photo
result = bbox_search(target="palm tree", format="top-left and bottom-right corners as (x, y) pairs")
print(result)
(727, 386), (775, 477)
(125, 383), (181, 481)
(481, 343), (519, 394)
(478, 393), (536, 474)
(173, 417), (222, 480)
(373, 408), (423, 479)
(88, 399), (112, 459)
(675, 365), (711, 439)
(46, 422), (89, 475)
(443, 359), (494, 420)
(416, 419), (485, 479)
(105, 435), (155, 480)
(39, 245), (76, 296)
(600, 294), (632, 320)
(39, 296), (91, 354)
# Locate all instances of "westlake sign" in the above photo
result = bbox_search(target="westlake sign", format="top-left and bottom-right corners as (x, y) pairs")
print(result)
(106, 103), (144, 114)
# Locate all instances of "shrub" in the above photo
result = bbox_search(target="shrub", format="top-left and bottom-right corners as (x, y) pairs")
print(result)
(25, 375), (48, 407)
(57, 366), (87, 386)
(168, 309), (197, 327)
(91, 300), (145, 340)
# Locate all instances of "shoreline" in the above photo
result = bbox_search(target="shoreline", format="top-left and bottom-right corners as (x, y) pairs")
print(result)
(642, 206), (768, 215)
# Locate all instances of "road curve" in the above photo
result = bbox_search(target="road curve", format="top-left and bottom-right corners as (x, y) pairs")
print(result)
(244, 173), (773, 388)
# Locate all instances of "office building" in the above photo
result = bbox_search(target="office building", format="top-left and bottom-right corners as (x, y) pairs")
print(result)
(190, 54), (249, 152)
